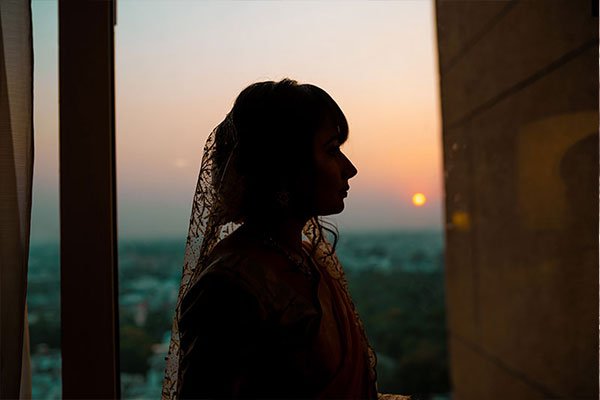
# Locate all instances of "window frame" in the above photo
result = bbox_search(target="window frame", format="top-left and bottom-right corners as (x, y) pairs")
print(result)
(59, 0), (120, 397)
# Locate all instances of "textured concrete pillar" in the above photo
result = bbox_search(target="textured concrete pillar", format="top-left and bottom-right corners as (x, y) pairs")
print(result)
(435, 1), (598, 398)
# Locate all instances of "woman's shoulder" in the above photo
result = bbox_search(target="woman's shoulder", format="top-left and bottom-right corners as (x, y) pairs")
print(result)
(179, 265), (268, 327)
(197, 231), (318, 316)
(203, 230), (293, 278)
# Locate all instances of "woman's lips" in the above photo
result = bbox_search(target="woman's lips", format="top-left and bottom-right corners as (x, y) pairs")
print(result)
(340, 184), (350, 197)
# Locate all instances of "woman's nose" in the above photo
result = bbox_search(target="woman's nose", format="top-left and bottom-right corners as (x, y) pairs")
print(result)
(345, 156), (358, 179)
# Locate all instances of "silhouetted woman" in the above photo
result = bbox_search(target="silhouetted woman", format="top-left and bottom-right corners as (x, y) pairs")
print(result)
(162, 79), (409, 399)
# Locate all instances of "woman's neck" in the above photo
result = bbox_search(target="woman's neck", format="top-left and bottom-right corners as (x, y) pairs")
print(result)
(243, 214), (309, 254)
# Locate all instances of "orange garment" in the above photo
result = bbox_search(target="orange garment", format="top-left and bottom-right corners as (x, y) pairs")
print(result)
(177, 237), (378, 399)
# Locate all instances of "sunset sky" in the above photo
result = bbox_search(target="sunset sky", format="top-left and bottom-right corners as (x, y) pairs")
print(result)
(31, 0), (443, 241)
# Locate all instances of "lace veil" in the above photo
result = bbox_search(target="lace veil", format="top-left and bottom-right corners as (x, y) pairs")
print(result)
(161, 100), (379, 399)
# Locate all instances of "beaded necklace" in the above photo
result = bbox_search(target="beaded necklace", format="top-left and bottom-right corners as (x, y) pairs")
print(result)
(260, 234), (315, 279)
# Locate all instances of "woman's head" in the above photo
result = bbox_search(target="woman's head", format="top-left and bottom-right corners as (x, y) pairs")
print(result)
(213, 78), (357, 222)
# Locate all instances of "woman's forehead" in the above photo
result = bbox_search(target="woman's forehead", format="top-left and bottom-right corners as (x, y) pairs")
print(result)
(314, 125), (340, 145)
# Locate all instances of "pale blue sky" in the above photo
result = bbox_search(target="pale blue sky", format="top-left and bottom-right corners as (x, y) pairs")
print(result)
(30, 0), (443, 242)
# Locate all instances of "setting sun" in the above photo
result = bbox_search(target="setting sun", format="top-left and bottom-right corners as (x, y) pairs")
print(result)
(412, 193), (427, 207)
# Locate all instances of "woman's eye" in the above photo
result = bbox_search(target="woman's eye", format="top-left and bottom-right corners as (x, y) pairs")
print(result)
(328, 146), (341, 155)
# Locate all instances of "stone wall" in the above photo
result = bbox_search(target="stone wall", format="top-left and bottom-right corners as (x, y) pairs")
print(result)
(435, 1), (598, 398)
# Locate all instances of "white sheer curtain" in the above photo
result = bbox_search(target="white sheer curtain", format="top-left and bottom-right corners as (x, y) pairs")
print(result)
(0, 0), (33, 398)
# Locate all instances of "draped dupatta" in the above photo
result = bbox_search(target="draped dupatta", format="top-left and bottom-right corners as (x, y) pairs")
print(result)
(307, 240), (410, 400)
(305, 240), (379, 399)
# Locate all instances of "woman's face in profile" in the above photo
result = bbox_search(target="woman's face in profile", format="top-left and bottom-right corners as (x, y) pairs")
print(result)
(311, 124), (358, 216)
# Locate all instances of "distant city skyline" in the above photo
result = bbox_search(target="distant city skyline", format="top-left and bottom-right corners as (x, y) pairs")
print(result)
(30, 0), (443, 242)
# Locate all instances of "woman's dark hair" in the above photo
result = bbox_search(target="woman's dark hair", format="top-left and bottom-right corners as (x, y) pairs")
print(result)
(216, 78), (347, 254)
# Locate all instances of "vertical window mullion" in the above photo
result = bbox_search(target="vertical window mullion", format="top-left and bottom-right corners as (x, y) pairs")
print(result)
(59, 0), (120, 398)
